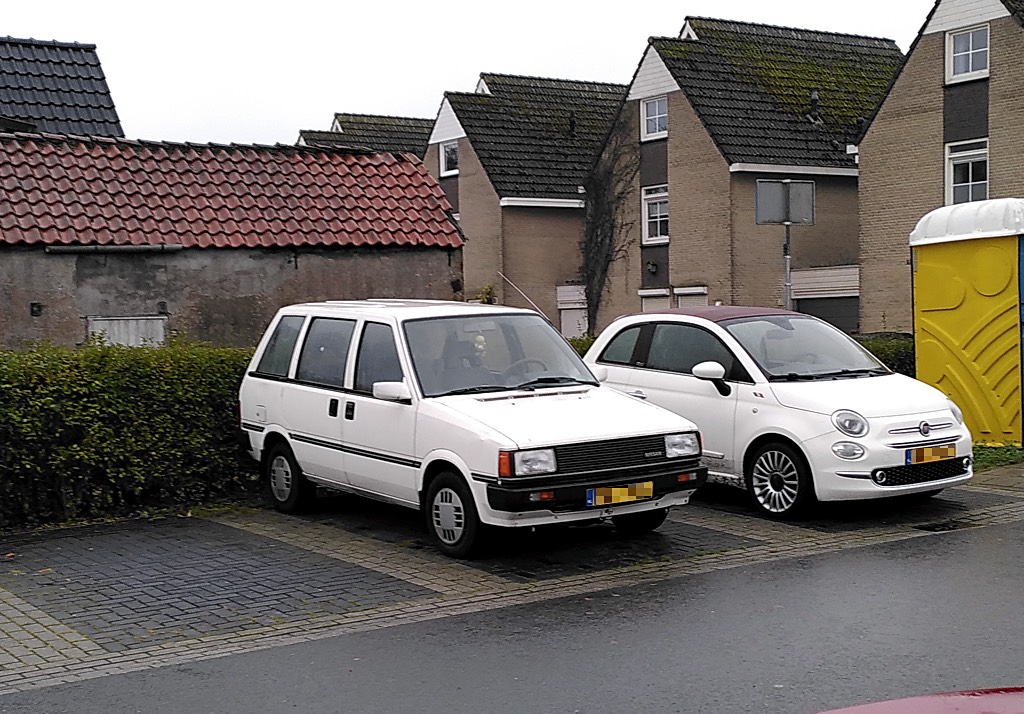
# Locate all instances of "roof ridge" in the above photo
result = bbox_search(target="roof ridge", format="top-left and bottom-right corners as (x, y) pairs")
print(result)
(0, 35), (98, 50)
(682, 16), (898, 44)
(479, 71), (626, 90)
(332, 112), (434, 124)
(0, 131), (402, 157)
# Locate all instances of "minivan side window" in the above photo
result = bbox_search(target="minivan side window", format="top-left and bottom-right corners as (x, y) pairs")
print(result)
(354, 322), (405, 395)
(646, 323), (748, 381)
(295, 318), (356, 388)
(254, 315), (305, 377)
(598, 326), (642, 365)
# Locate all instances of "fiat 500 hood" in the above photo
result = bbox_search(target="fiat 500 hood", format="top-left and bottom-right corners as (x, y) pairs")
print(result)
(439, 386), (698, 448)
(769, 373), (951, 418)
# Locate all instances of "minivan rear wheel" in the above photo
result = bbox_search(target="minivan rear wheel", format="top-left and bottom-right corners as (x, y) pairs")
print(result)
(425, 472), (483, 559)
(745, 442), (815, 519)
(265, 443), (315, 514)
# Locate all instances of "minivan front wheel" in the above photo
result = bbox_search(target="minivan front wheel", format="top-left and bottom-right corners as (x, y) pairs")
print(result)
(426, 472), (483, 559)
(265, 443), (315, 514)
(745, 442), (815, 519)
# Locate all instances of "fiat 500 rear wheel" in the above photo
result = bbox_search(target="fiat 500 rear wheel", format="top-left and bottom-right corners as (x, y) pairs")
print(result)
(425, 472), (483, 559)
(745, 442), (815, 519)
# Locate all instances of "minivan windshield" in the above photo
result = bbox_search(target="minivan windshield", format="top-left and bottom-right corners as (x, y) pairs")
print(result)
(404, 313), (597, 397)
(722, 314), (889, 381)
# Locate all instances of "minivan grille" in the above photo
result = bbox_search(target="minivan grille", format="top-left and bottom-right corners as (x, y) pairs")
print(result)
(554, 435), (673, 474)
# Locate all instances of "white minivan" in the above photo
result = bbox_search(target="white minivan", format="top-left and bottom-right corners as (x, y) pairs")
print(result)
(585, 306), (973, 519)
(239, 300), (707, 557)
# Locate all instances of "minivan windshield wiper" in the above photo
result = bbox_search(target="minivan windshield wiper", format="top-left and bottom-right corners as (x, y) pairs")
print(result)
(513, 376), (598, 390)
(436, 385), (512, 397)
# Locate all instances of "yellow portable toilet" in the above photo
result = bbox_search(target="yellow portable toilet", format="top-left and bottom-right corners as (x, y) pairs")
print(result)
(910, 198), (1024, 445)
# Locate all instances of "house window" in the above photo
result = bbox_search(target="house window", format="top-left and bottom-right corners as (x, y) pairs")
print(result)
(947, 25), (989, 83)
(642, 185), (669, 245)
(440, 141), (459, 176)
(638, 289), (670, 312)
(641, 96), (668, 140)
(946, 140), (988, 205)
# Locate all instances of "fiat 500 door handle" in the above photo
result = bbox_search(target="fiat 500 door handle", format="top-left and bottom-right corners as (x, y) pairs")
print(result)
(626, 390), (647, 400)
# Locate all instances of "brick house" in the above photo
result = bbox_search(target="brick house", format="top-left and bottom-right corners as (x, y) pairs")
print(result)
(0, 134), (462, 348)
(0, 36), (122, 136)
(858, 0), (1024, 333)
(597, 18), (902, 333)
(424, 73), (626, 336)
(297, 113), (433, 157)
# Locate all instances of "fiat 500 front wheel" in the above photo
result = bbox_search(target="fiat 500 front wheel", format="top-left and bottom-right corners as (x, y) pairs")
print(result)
(745, 442), (816, 519)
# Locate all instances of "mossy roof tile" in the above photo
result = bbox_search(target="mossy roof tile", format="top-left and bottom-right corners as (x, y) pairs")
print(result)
(446, 73), (626, 200)
(653, 18), (903, 167)
(299, 114), (433, 157)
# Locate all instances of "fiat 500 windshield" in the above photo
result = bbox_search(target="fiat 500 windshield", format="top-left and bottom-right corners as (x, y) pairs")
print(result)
(722, 315), (889, 380)
(404, 313), (598, 397)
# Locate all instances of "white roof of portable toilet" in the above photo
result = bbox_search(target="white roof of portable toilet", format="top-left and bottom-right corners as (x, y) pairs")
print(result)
(909, 198), (1024, 247)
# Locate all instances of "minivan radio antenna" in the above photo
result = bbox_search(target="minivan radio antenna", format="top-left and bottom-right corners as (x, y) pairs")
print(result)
(498, 271), (544, 315)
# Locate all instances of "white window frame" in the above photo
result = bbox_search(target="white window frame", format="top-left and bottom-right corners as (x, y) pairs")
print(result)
(440, 140), (459, 177)
(945, 139), (988, 205)
(946, 25), (989, 84)
(642, 185), (669, 245)
(640, 96), (668, 141)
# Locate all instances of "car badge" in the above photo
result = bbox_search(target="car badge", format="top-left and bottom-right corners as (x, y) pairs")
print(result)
(919, 421), (931, 437)
(645, 451), (662, 458)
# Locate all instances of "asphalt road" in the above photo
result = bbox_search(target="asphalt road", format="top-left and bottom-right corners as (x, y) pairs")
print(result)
(2, 519), (1021, 714)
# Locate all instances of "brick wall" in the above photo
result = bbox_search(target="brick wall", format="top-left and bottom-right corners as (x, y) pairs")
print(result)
(731, 174), (859, 308)
(989, 17), (1024, 198)
(595, 101), (642, 331)
(454, 139), (504, 303)
(859, 33), (945, 333)
(666, 90), (733, 305)
(0, 246), (461, 349)
(500, 207), (583, 321)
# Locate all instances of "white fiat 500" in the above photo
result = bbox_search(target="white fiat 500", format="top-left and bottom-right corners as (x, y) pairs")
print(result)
(239, 300), (706, 557)
(584, 306), (972, 519)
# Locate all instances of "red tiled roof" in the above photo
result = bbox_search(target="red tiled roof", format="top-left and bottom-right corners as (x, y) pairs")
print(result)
(0, 133), (463, 249)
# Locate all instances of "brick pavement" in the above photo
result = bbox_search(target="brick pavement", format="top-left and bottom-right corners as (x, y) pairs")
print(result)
(2, 474), (1023, 696)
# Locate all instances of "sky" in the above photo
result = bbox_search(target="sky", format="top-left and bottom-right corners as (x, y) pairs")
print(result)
(5, 0), (938, 146)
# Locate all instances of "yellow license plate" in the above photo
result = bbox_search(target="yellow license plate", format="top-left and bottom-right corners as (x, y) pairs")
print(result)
(905, 444), (956, 465)
(587, 481), (654, 507)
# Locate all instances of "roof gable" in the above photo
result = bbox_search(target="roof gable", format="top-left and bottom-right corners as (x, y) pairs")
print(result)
(298, 113), (432, 157)
(0, 134), (461, 249)
(653, 18), (903, 168)
(0, 36), (123, 137)
(925, 0), (1012, 32)
(443, 73), (627, 200)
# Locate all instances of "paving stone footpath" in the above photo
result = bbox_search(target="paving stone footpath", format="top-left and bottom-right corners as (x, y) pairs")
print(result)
(2, 468), (1023, 696)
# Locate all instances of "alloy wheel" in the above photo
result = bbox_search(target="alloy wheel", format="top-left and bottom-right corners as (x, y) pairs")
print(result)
(751, 449), (801, 514)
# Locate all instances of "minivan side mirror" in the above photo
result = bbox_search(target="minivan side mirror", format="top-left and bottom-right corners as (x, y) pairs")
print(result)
(692, 361), (731, 397)
(372, 381), (412, 403)
(590, 365), (609, 383)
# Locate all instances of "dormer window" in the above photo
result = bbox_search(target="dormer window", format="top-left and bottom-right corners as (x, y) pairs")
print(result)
(440, 140), (459, 177)
(641, 96), (668, 141)
(946, 25), (989, 83)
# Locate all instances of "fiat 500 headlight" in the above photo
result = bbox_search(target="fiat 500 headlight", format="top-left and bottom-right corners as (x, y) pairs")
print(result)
(832, 410), (869, 437)
(665, 433), (701, 458)
(948, 399), (964, 425)
(514, 449), (557, 475)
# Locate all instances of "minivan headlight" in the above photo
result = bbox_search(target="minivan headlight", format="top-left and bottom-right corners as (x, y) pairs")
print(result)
(948, 399), (964, 425)
(514, 449), (557, 475)
(665, 433), (701, 458)
(832, 410), (869, 437)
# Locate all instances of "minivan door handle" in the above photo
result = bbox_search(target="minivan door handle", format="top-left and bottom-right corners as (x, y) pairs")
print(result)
(344, 401), (355, 420)
(626, 390), (647, 400)
(328, 398), (339, 417)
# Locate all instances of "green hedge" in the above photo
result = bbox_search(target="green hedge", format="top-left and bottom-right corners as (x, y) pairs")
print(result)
(0, 342), (258, 530)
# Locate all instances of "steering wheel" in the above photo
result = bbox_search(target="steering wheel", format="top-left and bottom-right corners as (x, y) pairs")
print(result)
(502, 358), (549, 381)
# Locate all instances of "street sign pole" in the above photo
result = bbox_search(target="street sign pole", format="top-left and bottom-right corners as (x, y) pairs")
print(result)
(784, 220), (792, 310)
(755, 178), (814, 312)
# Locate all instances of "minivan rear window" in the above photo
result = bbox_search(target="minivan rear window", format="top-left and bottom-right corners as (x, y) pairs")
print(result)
(254, 315), (304, 377)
